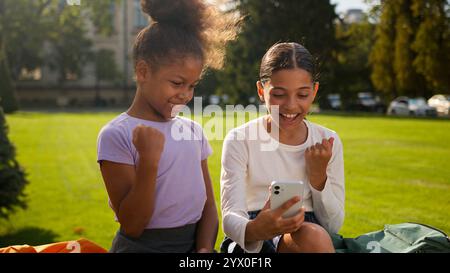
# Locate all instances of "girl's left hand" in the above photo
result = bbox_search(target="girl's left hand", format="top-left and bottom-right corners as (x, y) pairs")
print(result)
(305, 137), (334, 191)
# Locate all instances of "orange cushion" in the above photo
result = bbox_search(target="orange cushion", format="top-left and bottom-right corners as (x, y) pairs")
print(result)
(0, 238), (108, 253)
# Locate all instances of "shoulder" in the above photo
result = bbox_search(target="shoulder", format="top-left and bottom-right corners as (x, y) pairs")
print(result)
(98, 114), (132, 142)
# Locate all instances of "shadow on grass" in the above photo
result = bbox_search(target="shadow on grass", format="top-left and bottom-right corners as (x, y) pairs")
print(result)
(0, 227), (59, 248)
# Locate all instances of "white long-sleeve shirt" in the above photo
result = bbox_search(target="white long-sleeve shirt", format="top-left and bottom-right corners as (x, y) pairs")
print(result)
(220, 116), (345, 253)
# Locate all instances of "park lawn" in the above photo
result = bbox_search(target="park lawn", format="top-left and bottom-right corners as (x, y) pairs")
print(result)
(0, 111), (449, 251)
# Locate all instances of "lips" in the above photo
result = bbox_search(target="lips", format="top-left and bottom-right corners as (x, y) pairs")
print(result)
(280, 113), (300, 122)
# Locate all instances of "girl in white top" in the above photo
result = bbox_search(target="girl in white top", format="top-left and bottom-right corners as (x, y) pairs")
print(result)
(220, 42), (345, 253)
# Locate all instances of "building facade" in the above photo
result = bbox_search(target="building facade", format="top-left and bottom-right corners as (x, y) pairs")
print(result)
(16, 0), (149, 107)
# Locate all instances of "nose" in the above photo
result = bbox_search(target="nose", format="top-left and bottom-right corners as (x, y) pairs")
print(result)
(176, 91), (192, 104)
(284, 95), (297, 111)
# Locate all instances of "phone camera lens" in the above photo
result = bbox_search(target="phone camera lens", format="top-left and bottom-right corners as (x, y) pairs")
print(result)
(274, 186), (280, 190)
(274, 191), (280, 195)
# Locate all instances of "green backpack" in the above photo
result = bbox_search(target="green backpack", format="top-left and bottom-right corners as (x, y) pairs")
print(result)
(331, 223), (450, 253)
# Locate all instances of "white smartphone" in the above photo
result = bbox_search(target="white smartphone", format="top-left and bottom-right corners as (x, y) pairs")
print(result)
(270, 180), (305, 218)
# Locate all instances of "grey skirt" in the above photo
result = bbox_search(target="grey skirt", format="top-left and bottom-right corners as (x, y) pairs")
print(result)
(110, 223), (197, 253)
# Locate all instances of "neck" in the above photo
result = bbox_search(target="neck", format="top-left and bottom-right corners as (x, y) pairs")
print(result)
(127, 89), (167, 122)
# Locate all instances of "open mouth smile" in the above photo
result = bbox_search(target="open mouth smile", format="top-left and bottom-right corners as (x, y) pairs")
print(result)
(279, 113), (300, 122)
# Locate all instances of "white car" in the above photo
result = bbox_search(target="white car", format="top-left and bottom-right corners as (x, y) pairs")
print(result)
(388, 97), (437, 117)
(428, 94), (450, 116)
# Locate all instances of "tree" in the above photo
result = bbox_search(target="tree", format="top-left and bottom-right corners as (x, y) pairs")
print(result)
(46, 3), (93, 88)
(369, 1), (398, 98)
(218, 0), (338, 105)
(46, 0), (119, 87)
(1, 0), (120, 107)
(411, 0), (450, 93)
(370, 0), (449, 99)
(94, 49), (120, 106)
(0, 0), (19, 113)
(334, 15), (376, 106)
(0, 36), (19, 114)
(392, 0), (425, 97)
(0, 44), (19, 114)
(0, 106), (28, 219)
(1, 0), (52, 81)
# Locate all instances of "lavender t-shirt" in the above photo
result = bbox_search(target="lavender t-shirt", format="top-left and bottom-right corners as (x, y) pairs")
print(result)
(97, 112), (212, 229)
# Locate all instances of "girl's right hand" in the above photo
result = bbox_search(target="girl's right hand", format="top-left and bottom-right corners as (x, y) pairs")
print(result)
(247, 196), (305, 241)
(132, 124), (165, 163)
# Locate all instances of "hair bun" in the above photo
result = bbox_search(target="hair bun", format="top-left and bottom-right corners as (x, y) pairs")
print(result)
(141, 0), (205, 31)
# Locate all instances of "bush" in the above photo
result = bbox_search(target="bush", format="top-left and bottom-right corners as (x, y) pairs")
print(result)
(0, 106), (27, 219)
(0, 50), (19, 114)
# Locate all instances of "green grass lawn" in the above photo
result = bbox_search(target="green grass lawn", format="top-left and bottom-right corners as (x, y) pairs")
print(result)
(0, 111), (449, 251)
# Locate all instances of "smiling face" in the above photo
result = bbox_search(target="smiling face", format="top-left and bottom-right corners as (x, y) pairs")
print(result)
(135, 55), (203, 121)
(257, 68), (319, 132)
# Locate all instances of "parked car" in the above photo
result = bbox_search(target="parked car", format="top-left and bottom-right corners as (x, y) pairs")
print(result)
(347, 92), (387, 113)
(320, 94), (342, 110)
(388, 97), (437, 117)
(319, 93), (342, 110)
(327, 94), (342, 110)
(428, 94), (450, 116)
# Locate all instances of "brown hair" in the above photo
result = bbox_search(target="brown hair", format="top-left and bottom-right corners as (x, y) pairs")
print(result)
(260, 42), (319, 83)
(134, 0), (239, 71)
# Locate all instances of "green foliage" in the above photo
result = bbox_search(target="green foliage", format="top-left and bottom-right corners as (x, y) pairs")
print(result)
(94, 49), (121, 106)
(95, 49), (120, 84)
(411, 0), (450, 93)
(392, 0), (424, 96)
(0, 108), (27, 219)
(46, 3), (93, 86)
(0, 0), (19, 113)
(370, 1), (397, 98)
(0, 44), (19, 114)
(218, 0), (338, 105)
(1, 0), (120, 87)
(84, 0), (117, 37)
(0, 0), (52, 80)
(370, 0), (450, 99)
(334, 16), (376, 105)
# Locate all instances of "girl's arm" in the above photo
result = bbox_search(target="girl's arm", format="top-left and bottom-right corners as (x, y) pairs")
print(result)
(100, 158), (158, 238)
(306, 135), (345, 234)
(100, 125), (165, 238)
(221, 130), (304, 253)
(195, 159), (219, 253)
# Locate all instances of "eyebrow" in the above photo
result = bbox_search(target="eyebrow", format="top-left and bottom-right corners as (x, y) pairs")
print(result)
(174, 75), (200, 85)
(270, 86), (311, 91)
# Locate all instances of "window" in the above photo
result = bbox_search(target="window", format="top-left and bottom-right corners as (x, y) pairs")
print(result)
(19, 68), (42, 81)
(65, 72), (79, 81)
